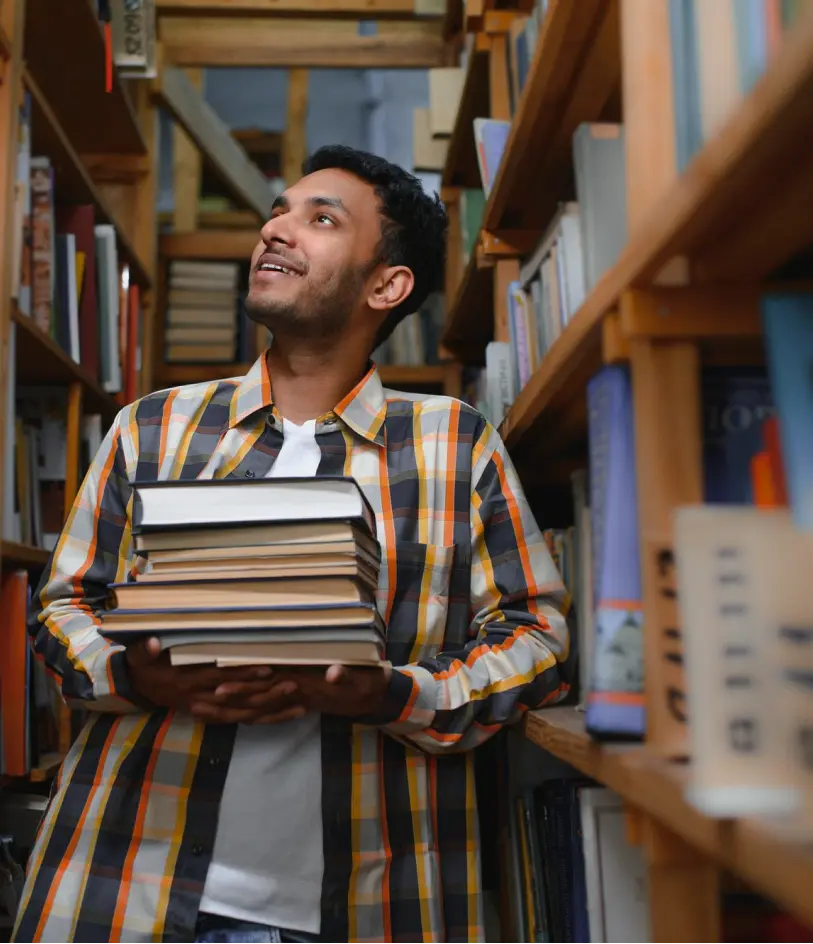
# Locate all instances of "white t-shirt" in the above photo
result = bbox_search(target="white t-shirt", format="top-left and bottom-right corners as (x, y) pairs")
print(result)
(199, 418), (324, 933)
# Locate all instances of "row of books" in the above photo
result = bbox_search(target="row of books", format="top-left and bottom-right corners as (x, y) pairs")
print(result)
(164, 259), (244, 364)
(670, 0), (807, 172)
(10, 91), (141, 399)
(371, 292), (446, 367)
(504, 772), (812, 942)
(574, 292), (813, 829)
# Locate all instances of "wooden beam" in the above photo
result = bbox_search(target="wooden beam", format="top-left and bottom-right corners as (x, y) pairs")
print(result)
(159, 16), (446, 67)
(160, 229), (260, 260)
(173, 68), (203, 231)
(283, 68), (308, 186)
(156, 0), (441, 16)
(156, 65), (273, 218)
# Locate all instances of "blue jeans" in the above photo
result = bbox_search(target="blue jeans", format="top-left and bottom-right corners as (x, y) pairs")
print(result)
(194, 912), (320, 943)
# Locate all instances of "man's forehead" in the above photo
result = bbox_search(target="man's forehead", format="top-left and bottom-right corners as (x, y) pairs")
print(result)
(287, 167), (378, 209)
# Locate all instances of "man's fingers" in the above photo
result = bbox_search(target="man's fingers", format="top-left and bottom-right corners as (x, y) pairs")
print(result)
(250, 706), (308, 725)
(214, 679), (298, 700)
(183, 664), (273, 693)
(325, 664), (349, 685)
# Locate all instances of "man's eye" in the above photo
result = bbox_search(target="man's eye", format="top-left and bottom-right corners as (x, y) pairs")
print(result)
(316, 213), (335, 225)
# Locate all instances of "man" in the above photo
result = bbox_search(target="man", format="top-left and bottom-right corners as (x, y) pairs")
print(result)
(14, 145), (572, 943)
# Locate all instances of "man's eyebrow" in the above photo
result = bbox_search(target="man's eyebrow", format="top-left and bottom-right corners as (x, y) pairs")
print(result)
(270, 195), (289, 212)
(308, 196), (351, 216)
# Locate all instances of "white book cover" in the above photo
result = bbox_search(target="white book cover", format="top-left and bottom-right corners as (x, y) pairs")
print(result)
(64, 232), (80, 363)
(580, 786), (650, 942)
(94, 225), (123, 394)
(674, 505), (805, 818)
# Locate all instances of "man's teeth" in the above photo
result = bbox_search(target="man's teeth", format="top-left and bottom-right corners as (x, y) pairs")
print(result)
(260, 263), (296, 275)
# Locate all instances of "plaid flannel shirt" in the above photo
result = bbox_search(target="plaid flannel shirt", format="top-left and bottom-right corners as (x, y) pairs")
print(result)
(14, 353), (572, 943)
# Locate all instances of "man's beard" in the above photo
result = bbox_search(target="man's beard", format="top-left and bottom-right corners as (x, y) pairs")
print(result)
(244, 264), (366, 343)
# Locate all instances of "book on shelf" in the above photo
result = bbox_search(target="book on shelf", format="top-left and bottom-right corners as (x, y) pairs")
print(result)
(9, 94), (141, 395)
(473, 118), (511, 197)
(100, 477), (384, 668)
(110, 0), (157, 80)
(164, 259), (242, 364)
(428, 67), (465, 138)
(668, 0), (807, 172)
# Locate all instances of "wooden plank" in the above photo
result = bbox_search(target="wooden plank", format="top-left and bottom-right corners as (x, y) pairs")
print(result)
(523, 709), (813, 935)
(157, 66), (273, 218)
(63, 384), (83, 519)
(173, 69), (204, 231)
(492, 257), (518, 343)
(378, 365), (446, 386)
(442, 189), (464, 306)
(283, 68), (309, 186)
(442, 249), (494, 364)
(484, 0), (620, 232)
(0, 541), (50, 568)
(156, 0), (438, 16)
(643, 819), (721, 942)
(24, 0), (146, 154)
(441, 44), (489, 188)
(160, 229), (260, 259)
(130, 81), (161, 397)
(621, 0), (677, 229)
(12, 307), (119, 420)
(619, 286), (763, 340)
(159, 16), (447, 67)
(487, 30), (511, 120)
(629, 332), (703, 758)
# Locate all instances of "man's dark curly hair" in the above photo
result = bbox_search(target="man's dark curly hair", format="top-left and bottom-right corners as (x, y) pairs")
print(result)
(302, 145), (448, 348)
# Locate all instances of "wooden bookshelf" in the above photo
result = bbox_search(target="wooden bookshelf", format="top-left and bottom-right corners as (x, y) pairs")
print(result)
(525, 708), (813, 932)
(155, 362), (250, 387)
(483, 0), (622, 233)
(0, 19), (12, 60)
(25, 68), (152, 289)
(497, 9), (813, 456)
(24, 0), (146, 155)
(160, 229), (260, 260)
(13, 306), (120, 419)
(378, 364), (447, 386)
(27, 752), (65, 783)
(443, 248), (494, 363)
(441, 39), (489, 188)
(0, 540), (50, 567)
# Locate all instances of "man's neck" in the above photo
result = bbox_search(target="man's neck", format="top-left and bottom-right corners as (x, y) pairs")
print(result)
(265, 339), (369, 425)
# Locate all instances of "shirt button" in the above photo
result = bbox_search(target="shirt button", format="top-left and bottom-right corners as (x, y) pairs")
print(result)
(191, 843), (205, 856)
(207, 756), (221, 767)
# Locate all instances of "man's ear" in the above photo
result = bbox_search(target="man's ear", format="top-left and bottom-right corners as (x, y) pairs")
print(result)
(367, 265), (414, 314)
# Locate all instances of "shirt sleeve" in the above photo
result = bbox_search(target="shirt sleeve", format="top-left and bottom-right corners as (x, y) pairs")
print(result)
(363, 422), (574, 752)
(27, 407), (146, 714)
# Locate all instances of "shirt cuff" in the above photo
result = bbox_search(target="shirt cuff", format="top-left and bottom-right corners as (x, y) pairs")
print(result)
(356, 666), (438, 731)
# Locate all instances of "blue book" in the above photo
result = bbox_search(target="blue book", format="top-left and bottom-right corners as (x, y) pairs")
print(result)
(669, 0), (703, 171)
(585, 365), (644, 739)
(732, 0), (768, 94)
(761, 293), (813, 530)
(473, 118), (511, 196)
(701, 366), (774, 503)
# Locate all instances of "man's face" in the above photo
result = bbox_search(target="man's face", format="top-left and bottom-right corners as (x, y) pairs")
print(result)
(245, 168), (384, 341)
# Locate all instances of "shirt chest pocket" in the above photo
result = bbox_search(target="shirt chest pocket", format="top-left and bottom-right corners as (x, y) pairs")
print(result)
(377, 540), (460, 665)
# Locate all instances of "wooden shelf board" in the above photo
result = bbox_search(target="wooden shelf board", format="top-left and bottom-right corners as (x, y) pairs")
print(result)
(525, 708), (813, 931)
(443, 0), (463, 40)
(484, 0), (621, 234)
(154, 362), (250, 388)
(26, 69), (152, 289)
(0, 19), (12, 60)
(501, 8), (813, 458)
(1, 541), (51, 568)
(160, 230), (259, 261)
(24, 0), (146, 155)
(441, 252), (494, 364)
(378, 364), (447, 386)
(441, 45), (490, 189)
(27, 752), (65, 783)
(12, 307), (120, 419)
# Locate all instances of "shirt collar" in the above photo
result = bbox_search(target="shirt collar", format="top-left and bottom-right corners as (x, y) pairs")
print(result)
(228, 350), (387, 448)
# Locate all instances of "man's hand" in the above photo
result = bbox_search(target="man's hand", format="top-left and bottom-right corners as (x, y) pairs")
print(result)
(126, 638), (306, 724)
(271, 663), (393, 718)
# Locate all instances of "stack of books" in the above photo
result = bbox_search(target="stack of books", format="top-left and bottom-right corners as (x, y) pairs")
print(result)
(100, 477), (385, 667)
(164, 259), (240, 363)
